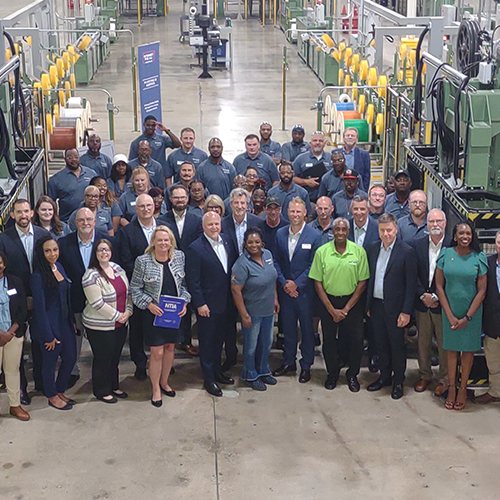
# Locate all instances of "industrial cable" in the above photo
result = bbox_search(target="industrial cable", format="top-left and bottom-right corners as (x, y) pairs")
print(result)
(0, 106), (18, 180)
(453, 76), (470, 180)
(412, 25), (430, 134)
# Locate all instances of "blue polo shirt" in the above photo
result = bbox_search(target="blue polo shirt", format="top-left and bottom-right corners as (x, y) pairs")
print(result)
(165, 147), (208, 181)
(385, 192), (410, 219)
(318, 170), (344, 199)
(292, 151), (333, 202)
(231, 248), (278, 317)
(267, 183), (312, 221)
(128, 132), (174, 171)
(233, 152), (279, 189)
(106, 178), (131, 199)
(68, 205), (113, 233)
(332, 188), (367, 218)
(261, 217), (288, 255)
(128, 157), (166, 190)
(308, 218), (334, 245)
(79, 152), (113, 179)
(397, 214), (428, 245)
(281, 141), (310, 163)
(101, 200), (122, 219)
(197, 157), (236, 199)
(47, 166), (97, 222)
(260, 140), (282, 159)
(119, 189), (139, 222)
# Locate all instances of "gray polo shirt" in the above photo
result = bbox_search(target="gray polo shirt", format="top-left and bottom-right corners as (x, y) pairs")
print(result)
(281, 141), (310, 162)
(332, 188), (367, 218)
(47, 166), (97, 222)
(79, 152), (113, 179)
(68, 205), (113, 233)
(128, 132), (174, 171)
(128, 157), (166, 190)
(197, 157), (236, 199)
(318, 170), (344, 199)
(397, 214), (428, 245)
(260, 140), (282, 159)
(119, 189), (139, 222)
(231, 248), (277, 317)
(106, 178), (131, 199)
(292, 151), (333, 202)
(385, 192), (410, 219)
(101, 200), (122, 219)
(165, 147), (208, 181)
(233, 152), (279, 189)
(308, 218), (334, 245)
(267, 183), (312, 221)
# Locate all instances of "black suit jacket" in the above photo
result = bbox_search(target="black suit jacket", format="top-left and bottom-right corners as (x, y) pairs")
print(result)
(221, 214), (265, 256)
(413, 235), (452, 313)
(186, 234), (237, 315)
(116, 219), (150, 279)
(158, 210), (203, 253)
(0, 225), (50, 295)
(366, 238), (417, 317)
(348, 217), (381, 250)
(483, 254), (500, 338)
(58, 230), (109, 313)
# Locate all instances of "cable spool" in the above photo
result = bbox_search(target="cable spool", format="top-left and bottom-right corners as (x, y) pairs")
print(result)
(70, 73), (76, 89)
(358, 94), (366, 114)
(351, 54), (360, 73)
(367, 67), (377, 87)
(332, 50), (341, 62)
(78, 35), (92, 51)
(53, 103), (60, 124)
(399, 43), (407, 61)
(339, 118), (372, 144)
(408, 50), (416, 67)
(338, 42), (346, 53)
(323, 95), (332, 135)
(50, 119), (84, 150)
(366, 104), (375, 124)
(64, 81), (71, 99)
(332, 102), (356, 136)
(338, 68), (344, 85)
(375, 113), (384, 135)
(344, 74), (351, 93)
(321, 34), (335, 49)
(56, 58), (65, 79)
(344, 47), (352, 67)
(46, 113), (53, 135)
(58, 90), (66, 107)
(457, 19), (481, 77)
(49, 65), (58, 87)
(40, 73), (51, 96)
(62, 51), (72, 70)
(352, 82), (358, 101)
(377, 75), (387, 98)
(398, 70), (404, 82)
(60, 107), (89, 130)
(359, 60), (369, 80)
(5, 48), (12, 61)
(338, 94), (351, 103)
(67, 96), (84, 108)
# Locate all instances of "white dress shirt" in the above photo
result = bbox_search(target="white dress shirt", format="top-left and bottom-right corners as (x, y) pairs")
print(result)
(353, 218), (369, 247)
(373, 240), (395, 300)
(288, 222), (305, 261)
(174, 210), (186, 238)
(205, 234), (228, 273)
(16, 224), (34, 271)
(139, 218), (156, 245)
(233, 215), (247, 254)
(428, 236), (444, 287)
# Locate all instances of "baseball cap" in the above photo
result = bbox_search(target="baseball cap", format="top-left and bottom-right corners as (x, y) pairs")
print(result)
(113, 154), (128, 165)
(343, 169), (359, 179)
(394, 169), (410, 179)
(265, 196), (281, 208)
(292, 124), (305, 133)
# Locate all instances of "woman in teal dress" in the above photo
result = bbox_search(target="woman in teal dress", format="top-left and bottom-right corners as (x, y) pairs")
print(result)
(435, 221), (487, 411)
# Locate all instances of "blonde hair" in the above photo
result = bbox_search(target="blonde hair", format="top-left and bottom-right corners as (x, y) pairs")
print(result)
(289, 196), (306, 208)
(204, 194), (225, 216)
(132, 166), (151, 191)
(145, 225), (177, 260)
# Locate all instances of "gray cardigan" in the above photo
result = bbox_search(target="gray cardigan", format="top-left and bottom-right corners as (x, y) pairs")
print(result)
(130, 249), (191, 310)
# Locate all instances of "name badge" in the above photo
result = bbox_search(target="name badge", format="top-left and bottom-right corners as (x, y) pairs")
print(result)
(302, 243), (312, 249)
(305, 163), (313, 167)
(177, 160), (184, 165)
(154, 141), (162, 147)
(222, 169), (230, 174)
(131, 201), (136, 206)
(265, 259), (273, 265)
(7, 288), (17, 296)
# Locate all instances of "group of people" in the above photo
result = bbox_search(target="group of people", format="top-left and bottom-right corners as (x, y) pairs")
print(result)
(0, 116), (498, 421)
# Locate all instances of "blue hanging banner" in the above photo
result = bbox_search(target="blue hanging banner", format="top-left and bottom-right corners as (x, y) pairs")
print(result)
(137, 41), (162, 125)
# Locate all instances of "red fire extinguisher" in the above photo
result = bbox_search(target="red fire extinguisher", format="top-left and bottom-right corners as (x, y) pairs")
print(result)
(342, 5), (359, 34)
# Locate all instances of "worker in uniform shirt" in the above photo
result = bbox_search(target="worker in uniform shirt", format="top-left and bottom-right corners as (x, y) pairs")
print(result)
(197, 138), (236, 200)
(308, 196), (334, 245)
(292, 132), (332, 203)
(128, 140), (166, 190)
(281, 124), (310, 164)
(309, 217), (370, 392)
(259, 122), (282, 165)
(332, 169), (367, 219)
(341, 127), (371, 192)
(233, 134), (279, 189)
(384, 169), (412, 219)
(165, 127), (208, 186)
(368, 184), (387, 220)
(129, 115), (181, 174)
(397, 190), (428, 245)
(80, 134), (113, 179)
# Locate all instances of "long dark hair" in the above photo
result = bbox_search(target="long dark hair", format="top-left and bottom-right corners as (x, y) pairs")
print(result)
(33, 195), (64, 236)
(89, 239), (113, 283)
(90, 176), (117, 207)
(33, 235), (60, 289)
(451, 220), (481, 253)
(109, 161), (132, 183)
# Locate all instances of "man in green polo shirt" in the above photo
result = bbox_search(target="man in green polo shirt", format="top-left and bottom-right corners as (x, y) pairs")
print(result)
(309, 217), (370, 392)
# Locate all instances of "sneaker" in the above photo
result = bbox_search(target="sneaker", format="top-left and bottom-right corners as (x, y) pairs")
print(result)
(249, 379), (267, 391)
(260, 375), (277, 385)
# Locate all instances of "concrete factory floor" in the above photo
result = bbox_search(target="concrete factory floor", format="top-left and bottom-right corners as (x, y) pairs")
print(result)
(2, 2), (500, 500)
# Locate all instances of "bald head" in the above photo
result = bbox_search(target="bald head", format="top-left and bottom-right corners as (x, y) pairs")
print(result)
(75, 207), (95, 238)
(315, 196), (334, 222)
(138, 140), (152, 162)
(136, 193), (154, 224)
(203, 211), (221, 241)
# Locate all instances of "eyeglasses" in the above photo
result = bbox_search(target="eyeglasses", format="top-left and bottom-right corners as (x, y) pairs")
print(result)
(207, 206), (221, 211)
(370, 193), (386, 198)
(76, 218), (94, 223)
(410, 200), (426, 206)
(97, 247), (111, 253)
(85, 194), (99, 199)
(137, 204), (154, 210)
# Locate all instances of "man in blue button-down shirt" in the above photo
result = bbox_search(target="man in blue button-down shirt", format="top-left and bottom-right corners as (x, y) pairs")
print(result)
(281, 125), (311, 163)
(79, 134), (113, 178)
(259, 122), (282, 165)
(385, 169), (412, 219)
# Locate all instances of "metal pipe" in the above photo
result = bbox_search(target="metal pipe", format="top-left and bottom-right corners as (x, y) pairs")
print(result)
(281, 46), (286, 131)
(0, 55), (20, 83)
(421, 51), (469, 83)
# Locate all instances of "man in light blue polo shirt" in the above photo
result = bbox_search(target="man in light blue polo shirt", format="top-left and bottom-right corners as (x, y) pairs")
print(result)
(318, 149), (347, 199)
(128, 140), (166, 190)
(268, 163), (312, 221)
(397, 189), (428, 245)
(332, 169), (367, 218)
(281, 124), (311, 163)
(292, 131), (332, 203)
(233, 134), (279, 189)
(79, 134), (112, 178)
(47, 148), (97, 222)
(165, 127), (208, 185)
(259, 122), (282, 165)
(128, 115), (181, 173)
(197, 138), (236, 200)
(385, 169), (412, 219)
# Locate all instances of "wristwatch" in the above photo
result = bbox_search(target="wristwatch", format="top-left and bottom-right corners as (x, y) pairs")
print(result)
(465, 314), (473, 321)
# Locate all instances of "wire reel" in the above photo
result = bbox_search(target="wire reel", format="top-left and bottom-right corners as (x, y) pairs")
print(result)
(457, 19), (481, 77)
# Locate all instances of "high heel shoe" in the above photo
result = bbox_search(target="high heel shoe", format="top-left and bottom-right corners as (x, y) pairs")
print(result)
(151, 397), (162, 408)
(444, 385), (456, 410)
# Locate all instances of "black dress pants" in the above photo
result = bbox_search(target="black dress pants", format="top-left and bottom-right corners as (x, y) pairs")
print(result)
(319, 294), (364, 380)
(129, 306), (147, 371)
(197, 312), (229, 383)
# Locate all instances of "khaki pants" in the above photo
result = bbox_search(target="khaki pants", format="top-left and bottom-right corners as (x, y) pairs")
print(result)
(415, 309), (447, 383)
(484, 336), (500, 398)
(0, 336), (23, 407)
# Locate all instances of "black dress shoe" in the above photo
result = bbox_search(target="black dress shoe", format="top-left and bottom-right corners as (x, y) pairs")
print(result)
(215, 374), (235, 385)
(20, 390), (31, 406)
(347, 376), (360, 393)
(299, 369), (311, 383)
(221, 359), (237, 373)
(314, 333), (321, 346)
(272, 363), (297, 377)
(48, 400), (72, 410)
(151, 397), (162, 407)
(134, 368), (148, 381)
(391, 384), (404, 400)
(67, 374), (80, 389)
(324, 377), (337, 390)
(112, 390), (128, 399)
(367, 378), (392, 392)
(97, 395), (118, 404)
(204, 381), (223, 397)
(160, 386), (176, 397)
(369, 356), (379, 373)
(275, 335), (285, 351)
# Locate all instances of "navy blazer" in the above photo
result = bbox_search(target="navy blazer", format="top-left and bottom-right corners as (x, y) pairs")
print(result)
(413, 235), (452, 313)
(483, 254), (500, 339)
(116, 219), (150, 279)
(366, 238), (417, 317)
(30, 262), (74, 344)
(273, 224), (322, 292)
(348, 217), (380, 250)
(158, 210), (203, 253)
(353, 148), (371, 192)
(58, 230), (109, 313)
(186, 234), (237, 314)
(0, 225), (50, 295)
(221, 214), (266, 256)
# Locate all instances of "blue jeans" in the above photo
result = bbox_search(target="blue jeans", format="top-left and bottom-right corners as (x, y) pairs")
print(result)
(241, 314), (274, 382)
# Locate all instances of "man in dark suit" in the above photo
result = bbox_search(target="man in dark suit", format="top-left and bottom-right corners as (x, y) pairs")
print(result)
(366, 213), (417, 399)
(59, 208), (109, 386)
(348, 195), (381, 249)
(186, 212), (238, 397)
(159, 185), (203, 356)
(413, 209), (451, 396)
(116, 193), (156, 380)
(476, 231), (500, 404)
(0, 199), (50, 403)
(342, 127), (371, 191)
(272, 197), (322, 383)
